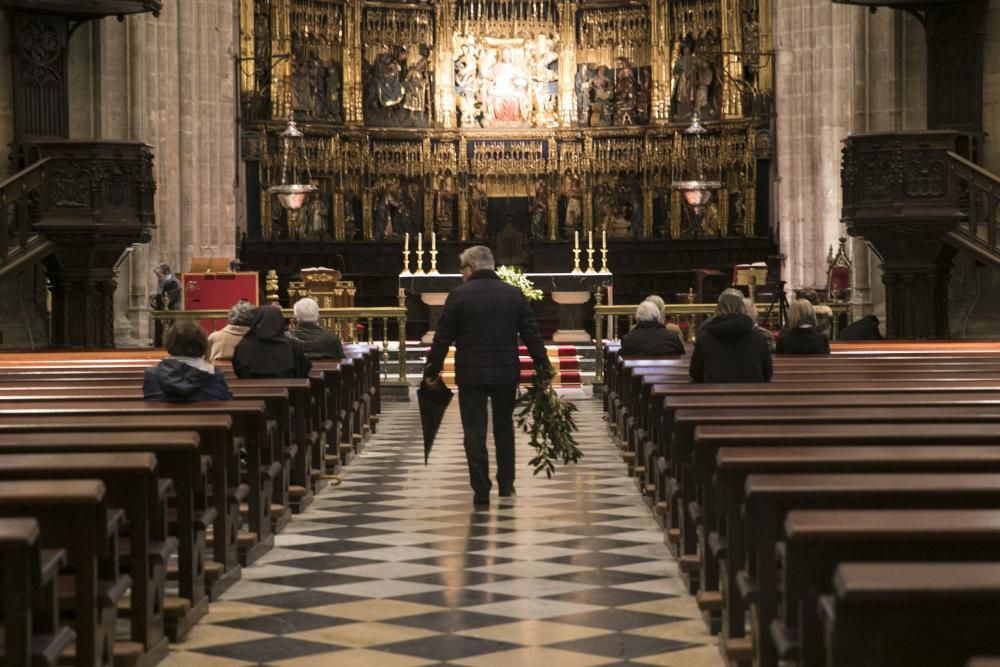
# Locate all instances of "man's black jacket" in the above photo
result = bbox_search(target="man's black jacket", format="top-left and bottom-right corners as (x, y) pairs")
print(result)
(620, 321), (685, 356)
(287, 322), (345, 359)
(424, 270), (551, 385)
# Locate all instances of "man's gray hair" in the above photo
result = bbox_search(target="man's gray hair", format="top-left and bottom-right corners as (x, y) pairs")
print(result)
(716, 288), (746, 316)
(459, 245), (495, 271)
(228, 300), (257, 326)
(635, 300), (663, 324)
(293, 297), (321, 324)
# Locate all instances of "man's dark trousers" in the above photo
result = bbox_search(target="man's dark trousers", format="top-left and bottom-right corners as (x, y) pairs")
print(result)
(457, 383), (518, 495)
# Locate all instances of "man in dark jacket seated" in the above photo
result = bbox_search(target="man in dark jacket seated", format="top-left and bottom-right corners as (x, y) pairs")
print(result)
(423, 245), (552, 508)
(620, 301), (685, 355)
(775, 299), (830, 355)
(838, 313), (883, 340)
(144, 319), (233, 401)
(690, 289), (772, 383)
(287, 297), (345, 359)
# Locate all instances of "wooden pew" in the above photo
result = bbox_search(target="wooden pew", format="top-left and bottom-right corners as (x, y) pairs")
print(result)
(0, 452), (175, 664)
(0, 518), (73, 667)
(0, 480), (126, 667)
(820, 562), (1000, 667)
(0, 401), (275, 569)
(0, 416), (236, 603)
(716, 445), (1000, 661)
(743, 474), (1000, 667)
(0, 432), (208, 640)
(781, 510), (1000, 667)
(680, 409), (1000, 587)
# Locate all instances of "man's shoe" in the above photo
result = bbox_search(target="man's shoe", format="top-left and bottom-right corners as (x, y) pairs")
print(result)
(499, 486), (516, 498)
(473, 494), (490, 508)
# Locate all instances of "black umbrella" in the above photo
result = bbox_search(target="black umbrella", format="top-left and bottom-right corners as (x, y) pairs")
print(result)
(417, 378), (454, 464)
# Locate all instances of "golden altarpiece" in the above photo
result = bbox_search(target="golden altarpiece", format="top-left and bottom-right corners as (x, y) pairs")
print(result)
(237, 0), (777, 310)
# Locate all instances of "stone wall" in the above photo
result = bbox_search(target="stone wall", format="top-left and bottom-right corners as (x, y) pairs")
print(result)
(0, 3), (240, 347)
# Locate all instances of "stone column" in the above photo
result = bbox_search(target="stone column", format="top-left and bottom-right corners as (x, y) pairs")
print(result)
(773, 0), (857, 289)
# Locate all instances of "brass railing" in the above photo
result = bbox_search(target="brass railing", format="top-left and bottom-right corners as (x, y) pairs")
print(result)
(593, 301), (851, 383)
(153, 306), (409, 382)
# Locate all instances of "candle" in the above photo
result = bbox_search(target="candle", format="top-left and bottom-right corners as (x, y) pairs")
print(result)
(602, 229), (607, 249)
(574, 230), (579, 250)
(432, 232), (436, 251)
(588, 230), (593, 249)
(404, 232), (409, 254)
(418, 232), (422, 251)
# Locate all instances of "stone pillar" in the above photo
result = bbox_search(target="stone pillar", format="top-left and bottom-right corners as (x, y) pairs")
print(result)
(773, 0), (857, 289)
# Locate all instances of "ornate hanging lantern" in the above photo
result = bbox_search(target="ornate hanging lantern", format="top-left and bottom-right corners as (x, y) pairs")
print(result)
(268, 120), (317, 211)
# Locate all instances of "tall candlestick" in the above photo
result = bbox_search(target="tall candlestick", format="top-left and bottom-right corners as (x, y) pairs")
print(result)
(571, 229), (582, 274)
(599, 229), (610, 274)
(399, 232), (412, 276)
(585, 229), (596, 274)
(415, 233), (425, 275)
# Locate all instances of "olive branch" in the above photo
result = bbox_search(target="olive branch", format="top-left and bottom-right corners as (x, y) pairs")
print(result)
(515, 368), (583, 478)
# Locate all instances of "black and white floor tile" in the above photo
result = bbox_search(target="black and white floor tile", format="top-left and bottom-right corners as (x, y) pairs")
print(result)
(163, 394), (721, 666)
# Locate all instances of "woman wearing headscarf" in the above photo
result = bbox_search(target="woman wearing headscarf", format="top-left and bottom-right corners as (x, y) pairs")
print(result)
(690, 289), (772, 383)
(207, 300), (256, 362)
(232, 306), (312, 378)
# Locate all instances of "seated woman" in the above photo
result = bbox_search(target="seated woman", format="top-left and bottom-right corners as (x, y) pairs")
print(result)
(207, 300), (256, 362)
(743, 297), (776, 353)
(144, 319), (233, 401)
(776, 299), (831, 355)
(838, 313), (883, 340)
(621, 301), (684, 355)
(232, 306), (312, 378)
(690, 289), (772, 383)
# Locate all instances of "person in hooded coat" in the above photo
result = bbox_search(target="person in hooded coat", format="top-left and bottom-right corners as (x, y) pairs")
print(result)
(620, 301), (685, 355)
(690, 289), (772, 383)
(232, 306), (312, 378)
(144, 319), (233, 401)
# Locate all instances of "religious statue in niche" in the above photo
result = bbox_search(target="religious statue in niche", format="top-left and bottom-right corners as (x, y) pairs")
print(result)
(529, 179), (549, 238)
(559, 173), (583, 238)
(434, 171), (457, 239)
(671, 38), (721, 120)
(469, 177), (489, 240)
(373, 177), (420, 239)
(301, 195), (330, 239)
(593, 177), (614, 234)
(452, 33), (559, 128)
(289, 29), (343, 123)
(576, 58), (651, 127)
(363, 44), (433, 128)
(343, 192), (360, 240)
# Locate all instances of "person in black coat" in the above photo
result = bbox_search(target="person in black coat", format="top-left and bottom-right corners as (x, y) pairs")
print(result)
(423, 246), (552, 507)
(690, 289), (772, 383)
(287, 297), (345, 359)
(775, 299), (831, 355)
(144, 319), (233, 401)
(233, 306), (313, 378)
(839, 314), (883, 341)
(620, 301), (684, 355)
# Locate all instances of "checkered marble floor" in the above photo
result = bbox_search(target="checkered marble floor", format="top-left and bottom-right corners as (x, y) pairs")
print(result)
(163, 395), (722, 666)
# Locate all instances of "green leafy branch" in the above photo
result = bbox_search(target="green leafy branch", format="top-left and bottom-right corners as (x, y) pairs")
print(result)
(496, 265), (543, 302)
(515, 368), (583, 478)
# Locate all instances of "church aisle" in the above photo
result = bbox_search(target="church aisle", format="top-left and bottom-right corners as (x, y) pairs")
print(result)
(163, 396), (722, 666)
